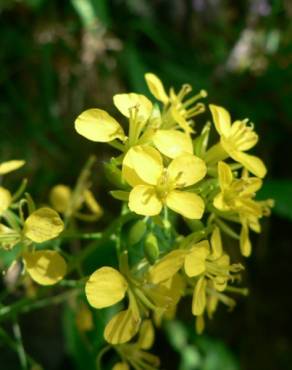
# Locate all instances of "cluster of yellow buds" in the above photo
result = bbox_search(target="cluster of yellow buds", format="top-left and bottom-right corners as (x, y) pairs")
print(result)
(73, 73), (273, 368)
(0, 73), (273, 370)
(0, 160), (67, 285)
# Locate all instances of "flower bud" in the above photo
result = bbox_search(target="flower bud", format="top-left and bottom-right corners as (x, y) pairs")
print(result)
(144, 233), (159, 264)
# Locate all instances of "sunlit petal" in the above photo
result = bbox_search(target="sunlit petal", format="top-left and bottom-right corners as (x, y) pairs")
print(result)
(230, 150), (267, 178)
(166, 191), (205, 219)
(168, 154), (207, 187)
(145, 73), (169, 104)
(85, 267), (128, 309)
(75, 109), (125, 142)
(113, 93), (153, 121)
(23, 250), (66, 285)
(129, 185), (162, 216)
(153, 129), (193, 159)
(124, 146), (163, 185)
(209, 104), (231, 136)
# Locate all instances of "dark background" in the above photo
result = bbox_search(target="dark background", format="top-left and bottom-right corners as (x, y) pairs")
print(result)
(0, 1), (291, 369)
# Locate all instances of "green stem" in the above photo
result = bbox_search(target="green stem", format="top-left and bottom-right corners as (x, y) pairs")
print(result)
(0, 289), (80, 322)
(96, 345), (112, 370)
(12, 320), (28, 370)
(68, 212), (137, 273)
(60, 231), (102, 240)
(0, 327), (36, 367)
(108, 140), (125, 151)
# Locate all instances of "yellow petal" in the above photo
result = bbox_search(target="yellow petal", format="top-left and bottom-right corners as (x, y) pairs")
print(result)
(196, 315), (205, 334)
(0, 160), (25, 175)
(192, 277), (207, 316)
(184, 241), (210, 277)
(209, 104), (231, 136)
(242, 177), (262, 195)
(229, 150), (267, 178)
(122, 149), (147, 187)
(149, 250), (187, 284)
(124, 146), (163, 185)
(137, 320), (155, 350)
(217, 161), (233, 190)
(213, 193), (227, 211)
(23, 207), (64, 243)
(23, 250), (67, 285)
(0, 187), (12, 214)
(153, 129), (193, 159)
(166, 191), (205, 219)
(113, 363), (130, 370)
(230, 120), (258, 151)
(207, 294), (219, 318)
(170, 107), (194, 134)
(145, 73), (169, 104)
(240, 222), (251, 257)
(129, 185), (162, 216)
(210, 227), (223, 259)
(49, 185), (72, 213)
(85, 267), (128, 309)
(75, 109), (125, 142)
(104, 308), (141, 344)
(168, 154), (207, 187)
(167, 273), (186, 303)
(113, 93), (153, 121)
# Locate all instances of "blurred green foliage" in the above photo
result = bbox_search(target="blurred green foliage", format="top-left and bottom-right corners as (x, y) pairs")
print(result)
(1, 0), (292, 369)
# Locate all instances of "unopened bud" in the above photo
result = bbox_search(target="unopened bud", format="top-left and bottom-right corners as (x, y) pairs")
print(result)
(128, 220), (146, 245)
(144, 234), (159, 264)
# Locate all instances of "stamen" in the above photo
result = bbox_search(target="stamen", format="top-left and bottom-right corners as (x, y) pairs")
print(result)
(177, 84), (192, 100)
(186, 103), (206, 118)
(183, 89), (208, 108)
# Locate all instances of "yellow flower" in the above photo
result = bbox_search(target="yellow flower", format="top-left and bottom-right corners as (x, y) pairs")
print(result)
(85, 259), (176, 344)
(85, 266), (141, 344)
(214, 161), (272, 256)
(208, 104), (267, 178)
(112, 320), (160, 370)
(23, 250), (67, 285)
(145, 73), (207, 134)
(75, 93), (154, 150)
(149, 228), (242, 317)
(122, 145), (206, 218)
(186, 231), (243, 316)
(0, 160), (25, 175)
(23, 207), (64, 243)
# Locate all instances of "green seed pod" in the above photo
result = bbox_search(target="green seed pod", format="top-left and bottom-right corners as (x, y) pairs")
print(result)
(144, 233), (159, 264)
(128, 220), (146, 245)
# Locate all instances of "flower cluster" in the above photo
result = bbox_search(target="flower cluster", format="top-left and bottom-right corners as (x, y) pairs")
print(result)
(0, 74), (273, 370)
(74, 73), (273, 368)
